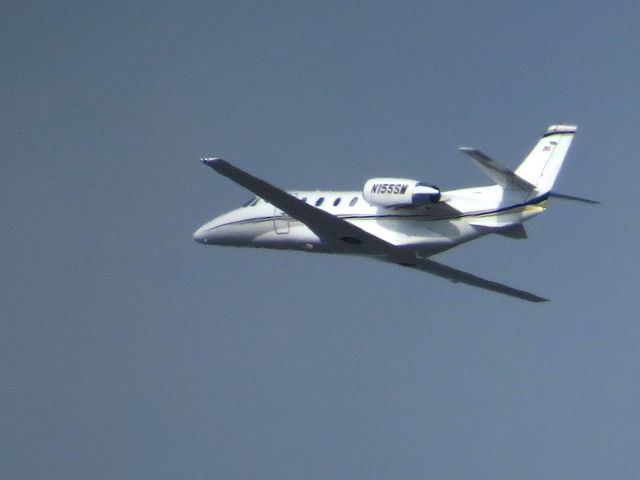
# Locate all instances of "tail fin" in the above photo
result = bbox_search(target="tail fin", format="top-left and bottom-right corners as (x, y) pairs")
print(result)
(514, 124), (577, 194)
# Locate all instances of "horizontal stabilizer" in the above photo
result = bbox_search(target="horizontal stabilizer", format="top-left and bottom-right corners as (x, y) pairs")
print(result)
(471, 223), (528, 239)
(495, 223), (528, 239)
(549, 192), (600, 205)
(459, 147), (535, 192)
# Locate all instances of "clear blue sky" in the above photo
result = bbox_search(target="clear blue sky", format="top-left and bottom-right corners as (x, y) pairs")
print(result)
(3, 1), (640, 478)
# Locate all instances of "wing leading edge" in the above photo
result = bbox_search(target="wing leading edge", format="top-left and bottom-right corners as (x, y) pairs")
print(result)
(201, 158), (547, 302)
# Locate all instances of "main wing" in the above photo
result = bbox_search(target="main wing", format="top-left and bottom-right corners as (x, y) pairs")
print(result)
(399, 257), (547, 302)
(201, 158), (394, 253)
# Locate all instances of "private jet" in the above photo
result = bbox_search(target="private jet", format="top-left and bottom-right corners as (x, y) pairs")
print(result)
(194, 124), (595, 302)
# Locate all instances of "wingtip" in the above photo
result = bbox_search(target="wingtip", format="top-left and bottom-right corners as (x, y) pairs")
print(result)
(200, 157), (224, 166)
(201, 157), (232, 173)
(458, 146), (480, 157)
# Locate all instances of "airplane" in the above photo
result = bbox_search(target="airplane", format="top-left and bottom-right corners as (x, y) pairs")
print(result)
(194, 124), (596, 302)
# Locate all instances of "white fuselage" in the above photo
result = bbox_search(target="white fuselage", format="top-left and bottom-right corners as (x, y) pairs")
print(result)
(194, 185), (546, 258)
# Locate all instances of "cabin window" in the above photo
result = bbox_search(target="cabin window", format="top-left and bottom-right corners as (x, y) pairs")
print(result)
(315, 197), (324, 207)
(301, 197), (307, 203)
(333, 197), (341, 207)
(349, 197), (358, 207)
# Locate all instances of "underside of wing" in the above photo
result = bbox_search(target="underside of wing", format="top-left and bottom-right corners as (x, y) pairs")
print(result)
(398, 257), (547, 302)
(202, 158), (394, 253)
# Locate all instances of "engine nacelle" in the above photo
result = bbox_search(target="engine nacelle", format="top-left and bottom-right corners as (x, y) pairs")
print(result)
(362, 177), (441, 208)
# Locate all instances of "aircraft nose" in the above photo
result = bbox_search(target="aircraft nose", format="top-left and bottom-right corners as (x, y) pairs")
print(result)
(193, 225), (209, 244)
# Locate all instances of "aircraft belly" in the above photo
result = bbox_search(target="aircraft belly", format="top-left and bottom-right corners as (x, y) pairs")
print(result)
(348, 217), (475, 248)
(252, 223), (327, 251)
(467, 204), (545, 227)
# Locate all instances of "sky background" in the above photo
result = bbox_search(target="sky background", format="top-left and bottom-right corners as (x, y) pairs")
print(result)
(3, 1), (640, 478)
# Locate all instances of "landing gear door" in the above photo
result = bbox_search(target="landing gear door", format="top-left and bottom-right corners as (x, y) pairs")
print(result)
(273, 206), (290, 234)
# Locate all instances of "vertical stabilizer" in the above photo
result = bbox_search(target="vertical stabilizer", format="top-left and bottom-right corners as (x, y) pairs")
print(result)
(515, 124), (577, 194)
